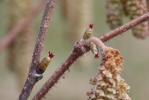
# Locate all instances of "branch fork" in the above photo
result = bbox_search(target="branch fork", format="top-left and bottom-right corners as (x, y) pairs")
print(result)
(17, 1), (149, 99)
(33, 12), (149, 99)
(18, 0), (55, 100)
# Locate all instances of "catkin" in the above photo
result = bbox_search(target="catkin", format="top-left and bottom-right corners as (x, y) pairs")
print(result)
(87, 47), (131, 100)
(105, 0), (123, 29)
(60, 0), (93, 43)
(126, 0), (148, 38)
(7, 0), (33, 89)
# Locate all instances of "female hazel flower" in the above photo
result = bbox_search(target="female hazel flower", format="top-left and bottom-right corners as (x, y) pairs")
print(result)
(36, 52), (54, 74)
(90, 42), (99, 58)
(83, 24), (93, 40)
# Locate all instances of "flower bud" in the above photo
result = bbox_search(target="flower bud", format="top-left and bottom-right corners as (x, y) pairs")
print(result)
(90, 42), (99, 58)
(83, 24), (93, 40)
(36, 52), (54, 74)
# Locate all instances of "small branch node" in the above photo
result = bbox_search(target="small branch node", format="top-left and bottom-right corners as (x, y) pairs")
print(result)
(33, 73), (43, 81)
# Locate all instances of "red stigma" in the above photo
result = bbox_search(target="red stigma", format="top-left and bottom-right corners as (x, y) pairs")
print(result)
(48, 51), (54, 58)
(89, 24), (93, 29)
(94, 53), (99, 58)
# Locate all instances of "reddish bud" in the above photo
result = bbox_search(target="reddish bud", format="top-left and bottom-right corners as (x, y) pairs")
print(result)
(48, 51), (54, 58)
(94, 53), (99, 58)
(89, 24), (93, 29)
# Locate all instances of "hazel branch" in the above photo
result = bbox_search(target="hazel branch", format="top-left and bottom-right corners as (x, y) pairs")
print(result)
(33, 12), (149, 99)
(33, 41), (89, 100)
(18, 0), (55, 100)
(100, 12), (149, 42)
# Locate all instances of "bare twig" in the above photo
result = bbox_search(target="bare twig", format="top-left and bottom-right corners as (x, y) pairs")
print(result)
(0, 0), (46, 53)
(32, 41), (90, 100)
(100, 13), (149, 42)
(33, 12), (149, 100)
(18, 0), (55, 100)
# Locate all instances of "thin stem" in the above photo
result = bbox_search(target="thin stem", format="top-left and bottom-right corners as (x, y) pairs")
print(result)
(100, 13), (149, 42)
(85, 37), (106, 51)
(32, 41), (89, 100)
(18, 0), (55, 100)
(33, 12), (149, 99)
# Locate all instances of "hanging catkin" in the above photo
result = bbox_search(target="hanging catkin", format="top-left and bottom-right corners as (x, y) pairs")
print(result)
(105, 0), (149, 39)
(105, 0), (123, 29)
(126, 0), (148, 38)
(60, 0), (93, 44)
(87, 47), (131, 100)
(121, 0), (129, 16)
(7, 0), (33, 89)
(147, 0), (149, 11)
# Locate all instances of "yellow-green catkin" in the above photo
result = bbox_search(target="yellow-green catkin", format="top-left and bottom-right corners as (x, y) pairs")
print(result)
(60, 0), (93, 44)
(7, 0), (33, 89)
(87, 47), (131, 100)
(105, 0), (123, 29)
(126, 0), (148, 38)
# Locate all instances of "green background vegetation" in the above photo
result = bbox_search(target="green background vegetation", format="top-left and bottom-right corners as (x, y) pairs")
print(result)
(0, 0), (149, 100)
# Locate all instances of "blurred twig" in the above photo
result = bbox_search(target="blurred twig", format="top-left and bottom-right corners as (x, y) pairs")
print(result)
(0, 0), (46, 53)
(33, 12), (149, 100)
(18, 0), (55, 100)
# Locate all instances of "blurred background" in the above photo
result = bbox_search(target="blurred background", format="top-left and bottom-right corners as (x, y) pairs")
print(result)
(0, 0), (149, 100)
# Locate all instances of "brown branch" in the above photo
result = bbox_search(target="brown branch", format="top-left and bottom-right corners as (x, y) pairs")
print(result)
(18, 0), (55, 100)
(33, 13), (149, 100)
(32, 41), (90, 100)
(0, 0), (46, 53)
(100, 13), (149, 42)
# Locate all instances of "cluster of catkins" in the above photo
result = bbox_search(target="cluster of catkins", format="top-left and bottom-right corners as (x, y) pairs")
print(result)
(87, 47), (131, 100)
(105, 0), (148, 38)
